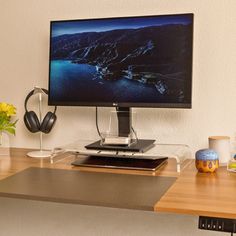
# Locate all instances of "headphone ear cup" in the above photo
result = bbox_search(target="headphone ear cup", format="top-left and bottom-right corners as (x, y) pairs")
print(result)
(40, 112), (57, 134)
(24, 111), (41, 133)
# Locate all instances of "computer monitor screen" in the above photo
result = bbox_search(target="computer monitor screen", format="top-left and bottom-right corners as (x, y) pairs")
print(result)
(49, 13), (193, 108)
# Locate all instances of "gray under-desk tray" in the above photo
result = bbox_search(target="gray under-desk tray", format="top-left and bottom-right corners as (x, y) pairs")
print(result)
(0, 167), (176, 211)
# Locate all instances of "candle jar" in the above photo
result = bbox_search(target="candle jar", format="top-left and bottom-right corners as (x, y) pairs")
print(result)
(195, 149), (219, 173)
(208, 136), (230, 164)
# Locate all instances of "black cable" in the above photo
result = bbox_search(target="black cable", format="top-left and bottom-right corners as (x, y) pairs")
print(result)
(95, 107), (102, 138)
(131, 126), (138, 141)
(231, 232), (233, 236)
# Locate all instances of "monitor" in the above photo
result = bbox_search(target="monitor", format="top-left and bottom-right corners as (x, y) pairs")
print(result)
(49, 13), (193, 108)
(48, 13), (194, 151)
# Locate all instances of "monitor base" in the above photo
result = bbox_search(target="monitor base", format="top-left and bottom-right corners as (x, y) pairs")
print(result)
(85, 139), (155, 153)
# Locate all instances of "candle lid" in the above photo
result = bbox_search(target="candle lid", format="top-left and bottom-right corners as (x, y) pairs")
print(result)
(209, 136), (230, 140)
(195, 149), (219, 160)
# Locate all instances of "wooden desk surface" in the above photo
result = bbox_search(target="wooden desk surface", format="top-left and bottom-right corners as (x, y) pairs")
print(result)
(156, 162), (236, 219)
(1, 148), (236, 218)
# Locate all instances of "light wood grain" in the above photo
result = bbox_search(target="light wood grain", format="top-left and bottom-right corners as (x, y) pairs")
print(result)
(155, 161), (236, 219)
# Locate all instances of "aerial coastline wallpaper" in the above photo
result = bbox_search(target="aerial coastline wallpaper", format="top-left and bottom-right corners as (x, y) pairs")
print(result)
(49, 14), (193, 105)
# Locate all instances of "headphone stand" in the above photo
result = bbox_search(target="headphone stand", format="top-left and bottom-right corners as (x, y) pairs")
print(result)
(27, 87), (52, 158)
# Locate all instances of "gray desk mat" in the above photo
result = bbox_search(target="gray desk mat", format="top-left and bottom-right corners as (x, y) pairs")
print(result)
(0, 167), (176, 211)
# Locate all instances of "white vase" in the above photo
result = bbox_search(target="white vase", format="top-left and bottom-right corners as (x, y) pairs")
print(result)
(0, 131), (10, 156)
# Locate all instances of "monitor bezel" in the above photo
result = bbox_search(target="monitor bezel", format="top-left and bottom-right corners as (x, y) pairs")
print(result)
(48, 13), (194, 109)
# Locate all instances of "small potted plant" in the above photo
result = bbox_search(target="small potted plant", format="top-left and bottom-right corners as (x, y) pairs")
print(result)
(0, 102), (17, 146)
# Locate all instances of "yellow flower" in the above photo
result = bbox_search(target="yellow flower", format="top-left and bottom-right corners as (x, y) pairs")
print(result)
(0, 102), (16, 117)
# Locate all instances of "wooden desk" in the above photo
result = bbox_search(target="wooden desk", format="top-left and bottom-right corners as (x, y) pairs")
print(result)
(156, 162), (236, 219)
(1, 148), (236, 219)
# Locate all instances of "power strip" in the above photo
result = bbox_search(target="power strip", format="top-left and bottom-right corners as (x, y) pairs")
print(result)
(199, 216), (236, 233)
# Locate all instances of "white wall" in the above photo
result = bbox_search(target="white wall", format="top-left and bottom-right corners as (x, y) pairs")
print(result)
(0, 0), (236, 153)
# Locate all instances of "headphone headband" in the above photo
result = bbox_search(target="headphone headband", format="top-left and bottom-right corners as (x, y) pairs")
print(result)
(24, 88), (57, 114)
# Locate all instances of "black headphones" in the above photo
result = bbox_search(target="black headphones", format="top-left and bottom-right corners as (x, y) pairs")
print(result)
(24, 88), (57, 134)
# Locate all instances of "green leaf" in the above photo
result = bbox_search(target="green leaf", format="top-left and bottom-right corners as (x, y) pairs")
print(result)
(0, 114), (17, 135)
(4, 127), (15, 135)
(12, 119), (18, 125)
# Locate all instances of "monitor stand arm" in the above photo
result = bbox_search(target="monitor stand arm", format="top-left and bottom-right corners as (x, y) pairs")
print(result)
(116, 107), (131, 137)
